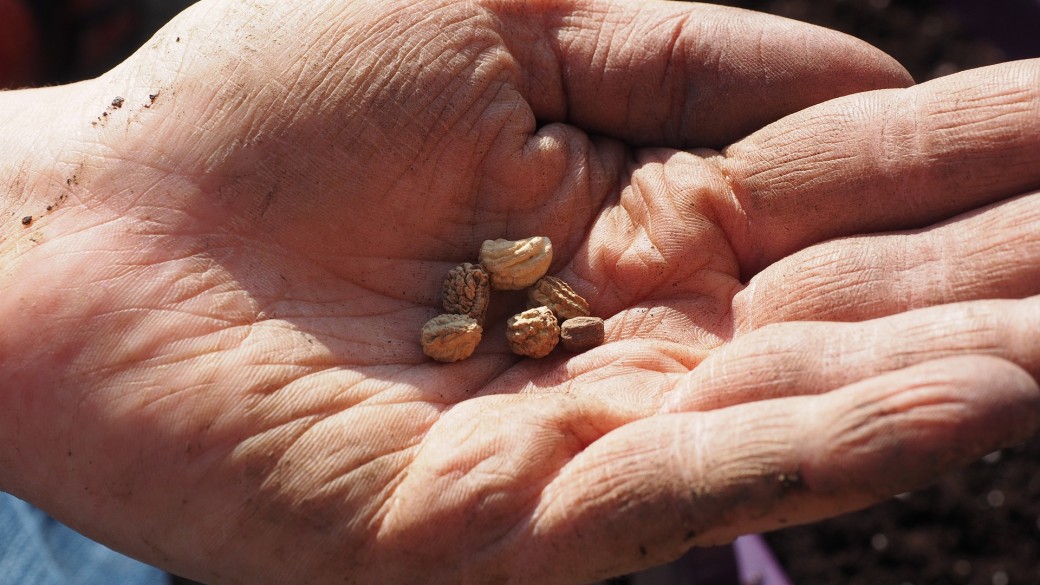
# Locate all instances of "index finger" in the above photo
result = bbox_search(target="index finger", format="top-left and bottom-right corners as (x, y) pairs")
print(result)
(717, 59), (1040, 274)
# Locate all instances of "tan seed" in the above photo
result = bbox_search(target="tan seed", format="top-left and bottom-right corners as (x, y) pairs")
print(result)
(528, 275), (590, 320)
(506, 306), (559, 358)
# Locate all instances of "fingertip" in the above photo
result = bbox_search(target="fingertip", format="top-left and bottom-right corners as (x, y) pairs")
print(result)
(724, 7), (915, 89)
(678, 7), (915, 146)
(814, 27), (915, 89)
(958, 355), (1040, 441)
(681, 7), (915, 145)
(969, 354), (1040, 392)
(807, 356), (1040, 497)
(675, 356), (1040, 543)
(907, 355), (1040, 443)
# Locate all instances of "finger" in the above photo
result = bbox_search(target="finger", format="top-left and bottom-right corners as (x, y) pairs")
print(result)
(669, 297), (1040, 412)
(733, 190), (1040, 329)
(718, 59), (1040, 273)
(509, 356), (1040, 582)
(489, 0), (911, 148)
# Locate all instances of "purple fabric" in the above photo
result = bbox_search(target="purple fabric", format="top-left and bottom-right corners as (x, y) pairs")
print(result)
(587, 536), (793, 584)
(625, 544), (739, 585)
(734, 535), (793, 585)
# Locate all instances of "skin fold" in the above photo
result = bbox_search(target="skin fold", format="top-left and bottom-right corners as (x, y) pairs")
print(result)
(0, 0), (1038, 583)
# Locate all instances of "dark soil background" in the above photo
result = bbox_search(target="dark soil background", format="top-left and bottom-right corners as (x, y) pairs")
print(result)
(699, 1), (1040, 583)
(766, 440), (1040, 585)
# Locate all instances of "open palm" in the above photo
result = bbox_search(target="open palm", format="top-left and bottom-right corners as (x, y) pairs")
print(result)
(2, 1), (1039, 584)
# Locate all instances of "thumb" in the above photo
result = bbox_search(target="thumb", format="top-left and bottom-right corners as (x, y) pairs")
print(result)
(494, 0), (912, 148)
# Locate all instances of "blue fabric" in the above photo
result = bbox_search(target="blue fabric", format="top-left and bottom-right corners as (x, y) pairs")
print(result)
(0, 492), (168, 585)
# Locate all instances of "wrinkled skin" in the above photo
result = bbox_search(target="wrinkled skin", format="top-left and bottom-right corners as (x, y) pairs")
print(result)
(1, 1), (1039, 584)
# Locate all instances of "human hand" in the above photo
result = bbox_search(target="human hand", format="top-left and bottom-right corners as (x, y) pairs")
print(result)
(0, 1), (1037, 584)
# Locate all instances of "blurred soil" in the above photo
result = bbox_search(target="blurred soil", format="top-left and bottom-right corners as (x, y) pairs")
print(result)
(766, 438), (1040, 584)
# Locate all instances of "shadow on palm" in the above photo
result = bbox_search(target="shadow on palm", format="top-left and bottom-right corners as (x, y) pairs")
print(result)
(152, 2), (751, 403)
(74, 4), (802, 580)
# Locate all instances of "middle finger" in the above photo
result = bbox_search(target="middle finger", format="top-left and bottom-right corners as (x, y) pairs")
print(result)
(733, 189), (1040, 330)
(667, 296), (1040, 412)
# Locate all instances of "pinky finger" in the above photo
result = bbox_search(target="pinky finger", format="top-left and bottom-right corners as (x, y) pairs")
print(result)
(509, 355), (1040, 583)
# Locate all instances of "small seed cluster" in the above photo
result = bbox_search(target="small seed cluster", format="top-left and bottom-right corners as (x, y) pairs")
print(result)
(420, 236), (605, 362)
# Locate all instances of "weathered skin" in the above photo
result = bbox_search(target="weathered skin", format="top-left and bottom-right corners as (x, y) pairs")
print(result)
(0, 1), (1039, 584)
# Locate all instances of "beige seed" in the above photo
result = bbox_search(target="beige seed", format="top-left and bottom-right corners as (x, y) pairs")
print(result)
(421, 314), (482, 362)
(478, 236), (553, 290)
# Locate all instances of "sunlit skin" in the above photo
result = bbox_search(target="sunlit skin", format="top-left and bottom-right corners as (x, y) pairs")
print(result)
(1, 1), (1039, 584)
